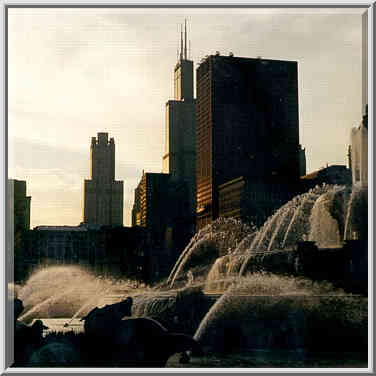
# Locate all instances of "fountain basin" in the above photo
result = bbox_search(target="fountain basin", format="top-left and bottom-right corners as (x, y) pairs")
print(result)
(132, 286), (218, 335)
(31, 318), (84, 336)
(195, 293), (367, 354)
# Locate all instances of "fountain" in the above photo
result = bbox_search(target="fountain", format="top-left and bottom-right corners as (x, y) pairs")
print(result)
(344, 184), (368, 241)
(8, 282), (20, 301)
(10, 183), (368, 364)
(167, 217), (255, 288)
(308, 186), (351, 248)
(131, 286), (214, 335)
(167, 184), (367, 287)
(194, 273), (368, 354)
(15, 265), (136, 325)
(188, 184), (368, 355)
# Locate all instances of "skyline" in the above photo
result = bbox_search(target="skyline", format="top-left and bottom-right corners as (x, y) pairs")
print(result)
(8, 8), (365, 227)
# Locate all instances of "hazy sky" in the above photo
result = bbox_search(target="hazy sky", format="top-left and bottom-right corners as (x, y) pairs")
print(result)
(8, 7), (365, 227)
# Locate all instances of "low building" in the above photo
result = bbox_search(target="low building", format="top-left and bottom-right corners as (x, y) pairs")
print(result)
(8, 179), (31, 232)
(218, 177), (300, 227)
(131, 172), (194, 279)
(301, 165), (352, 190)
(22, 224), (153, 282)
(8, 179), (31, 281)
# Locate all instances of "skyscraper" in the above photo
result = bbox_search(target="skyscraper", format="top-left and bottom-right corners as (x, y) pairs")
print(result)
(349, 12), (368, 188)
(8, 179), (31, 281)
(162, 20), (196, 225)
(196, 55), (301, 229)
(83, 132), (123, 226)
(131, 22), (196, 279)
(8, 179), (31, 232)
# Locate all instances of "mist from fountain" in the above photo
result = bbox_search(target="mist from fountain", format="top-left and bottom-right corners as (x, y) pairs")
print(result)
(18, 286), (79, 322)
(194, 273), (367, 354)
(238, 184), (365, 278)
(206, 255), (235, 292)
(308, 186), (352, 248)
(225, 233), (258, 276)
(167, 218), (255, 288)
(167, 184), (366, 291)
(15, 265), (137, 324)
(280, 191), (320, 249)
(344, 183), (368, 241)
(245, 185), (342, 254)
(8, 282), (20, 301)
(63, 279), (115, 326)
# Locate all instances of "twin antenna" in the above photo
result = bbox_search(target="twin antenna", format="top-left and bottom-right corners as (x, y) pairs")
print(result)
(177, 19), (191, 61)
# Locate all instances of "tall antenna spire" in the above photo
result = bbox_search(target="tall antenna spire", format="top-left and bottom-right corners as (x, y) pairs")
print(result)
(180, 23), (183, 61)
(184, 19), (187, 60)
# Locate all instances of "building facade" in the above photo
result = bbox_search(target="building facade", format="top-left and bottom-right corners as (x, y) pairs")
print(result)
(132, 172), (171, 231)
(218, 177), (299, 227)
(8, 179), (31, 232)
(350, 107), (368, 188)
(23, 224), (153, 281)
(301, 165), (352, 190)
(131, 171), (193, 279)
(8, 179), (31, 281)
(83, 133), (124, 226)
(130, 25), (198, 279)
(132, 172), (173, 278)
(349, 11), (368, 188)
(162, 22), (196, 229)
(196, 55), (301, 229)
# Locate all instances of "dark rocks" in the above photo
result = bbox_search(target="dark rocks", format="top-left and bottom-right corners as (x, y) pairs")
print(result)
(82, 296), (133, 338)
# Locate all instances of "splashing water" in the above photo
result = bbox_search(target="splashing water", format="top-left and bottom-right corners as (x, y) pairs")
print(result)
(168, 184), (367, 290)
(280, 191), (321, 249)
(206, 255), (232, 292)
(15, 265), (138, 323)
(344, 183), (368, 241)
(308, 185), (351, 248)
(167, 218), (255, 288)
(239, 185), (352, 277)
(8, 282), (21, 301)
(18, 285), (79, 322)
(63, 279), (115, 326)
(194, 273), (367, 354)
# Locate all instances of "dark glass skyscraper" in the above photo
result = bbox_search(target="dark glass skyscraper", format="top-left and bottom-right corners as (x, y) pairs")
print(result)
(196, 55), (301, 229)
